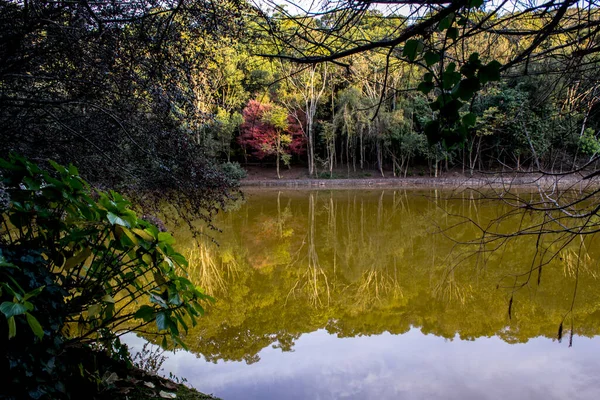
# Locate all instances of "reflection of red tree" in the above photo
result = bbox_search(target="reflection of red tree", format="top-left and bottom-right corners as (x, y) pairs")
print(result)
(239, 206), (307, 269)
(237, 99), (305, 161)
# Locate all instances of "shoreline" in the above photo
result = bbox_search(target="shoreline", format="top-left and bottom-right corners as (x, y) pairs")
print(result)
(240, 173), (598, 190)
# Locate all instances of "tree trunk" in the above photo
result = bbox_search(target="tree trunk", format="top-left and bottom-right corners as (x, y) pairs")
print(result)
(276, 135), (281, 179)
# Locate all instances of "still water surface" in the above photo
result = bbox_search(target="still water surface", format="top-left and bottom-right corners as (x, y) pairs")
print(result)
(127, 189), (600, 399)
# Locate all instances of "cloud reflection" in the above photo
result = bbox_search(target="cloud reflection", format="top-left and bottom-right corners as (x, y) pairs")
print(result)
(124, 328), (600, 400)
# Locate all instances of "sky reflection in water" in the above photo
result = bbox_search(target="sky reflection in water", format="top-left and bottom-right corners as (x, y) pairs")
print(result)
(125, 328), (600, 400)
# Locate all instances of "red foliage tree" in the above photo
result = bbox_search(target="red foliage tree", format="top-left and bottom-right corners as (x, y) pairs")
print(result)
(238, 100), (276, 160)
(238, 100), (306, 162)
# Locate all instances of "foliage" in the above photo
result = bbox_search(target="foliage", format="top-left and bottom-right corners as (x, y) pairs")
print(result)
(0, 155), (210, 398)
(241, 1), (600, 175)
(131, 343), (167, 376)
(238, 99), (304, 162)
(0, 0), (244, 218)
(579, 128), (600, 156)
(220, 161), (248, 181)
(3, 1), (599, 180)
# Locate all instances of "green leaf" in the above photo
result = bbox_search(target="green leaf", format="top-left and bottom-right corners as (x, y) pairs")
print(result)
(462, 113), (477, 127)
(447, 27), (459, 41)
(168, 290), (182, 306)
(9, 213), (23, 230)
(455, 78), (481, 101)
(134, 305), (155, 322)
(469, 0), (484, 8)
(26, 313), (44, 339)
(145, 225), (159, 239)
(440, 99), (464, 122)
(417, 81), (435, 95)
(102, 294), (115, 304)
(22, 176), (41, 191)
(23, 285), (45, 301)
(23, 301), (34, 311)
(68, 164), (79, 175)
(142, 253), (154, 266)
(120, 227), (139, 246)
(150, 293), (168, 308)
(438, 13), (454, 31)
(424, 52), (440, 66)
(170, 253), (188, 268)
(174, 312), (189, 334)
(424, 120), (440, 144)
(132, 228), (155, 242)
(48, 160), (66, 174)
(403, 39), (424, 62)
(107, 212), (130, 228)
(1, 301), (29, 318)
(478, 60), (502, 84)
(7, 316), (16, 339)
(64, 247), (92, 270)
(442, 70), (461, 90)
(88, 304), (101, 318)
(158, 232), (176, 245)
(156, 312), (169, 331)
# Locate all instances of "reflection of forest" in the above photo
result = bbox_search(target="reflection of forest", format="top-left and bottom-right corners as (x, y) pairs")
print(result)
(169, 190), (600, 364)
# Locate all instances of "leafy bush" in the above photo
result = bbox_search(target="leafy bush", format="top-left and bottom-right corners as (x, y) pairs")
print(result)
(0, 155), (210, 398)
(220, 161), (247, 181)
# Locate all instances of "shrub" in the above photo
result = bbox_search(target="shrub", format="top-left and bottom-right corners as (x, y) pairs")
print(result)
(220, 161), (247, 181)
(0, 155), (210, 398)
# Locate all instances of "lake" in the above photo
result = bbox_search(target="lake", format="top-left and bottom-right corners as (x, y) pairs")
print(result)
(124, 189), (600, 400)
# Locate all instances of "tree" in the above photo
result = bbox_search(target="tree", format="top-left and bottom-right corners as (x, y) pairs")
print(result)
(0, 0), (247, 220)
(264, 104), (293, 179)
(238, 99), (304, 178)
(281, 63), (329, 177)
(212, 107), (244, 162)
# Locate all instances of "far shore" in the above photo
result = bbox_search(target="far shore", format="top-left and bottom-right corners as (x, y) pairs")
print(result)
(240, 173), (599, 190)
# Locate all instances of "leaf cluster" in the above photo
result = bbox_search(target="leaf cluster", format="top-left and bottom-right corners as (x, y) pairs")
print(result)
(0, 154), (210, 398)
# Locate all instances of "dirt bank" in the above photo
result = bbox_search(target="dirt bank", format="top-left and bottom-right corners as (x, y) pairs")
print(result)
(241, 170), (599, 190)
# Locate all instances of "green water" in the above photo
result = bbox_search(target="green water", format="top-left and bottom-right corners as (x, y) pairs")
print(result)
(133, 189), (600, 399)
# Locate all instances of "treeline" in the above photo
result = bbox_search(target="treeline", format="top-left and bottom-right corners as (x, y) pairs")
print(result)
(197, 8), (600, 177)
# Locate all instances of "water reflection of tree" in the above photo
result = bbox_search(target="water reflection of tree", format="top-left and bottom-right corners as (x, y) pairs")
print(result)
(186, 233), (241, 296)
(163, 190), (600, 363)
(287, 192), (331, 307)
(442, 187), (600, 343)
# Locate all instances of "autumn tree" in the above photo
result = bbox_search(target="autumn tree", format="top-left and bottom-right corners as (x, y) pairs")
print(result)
(238, 99), (304, 178)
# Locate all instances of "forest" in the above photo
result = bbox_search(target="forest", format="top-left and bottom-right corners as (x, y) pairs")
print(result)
(2, 0), (600, 399)
(1, 0), (599, 186)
